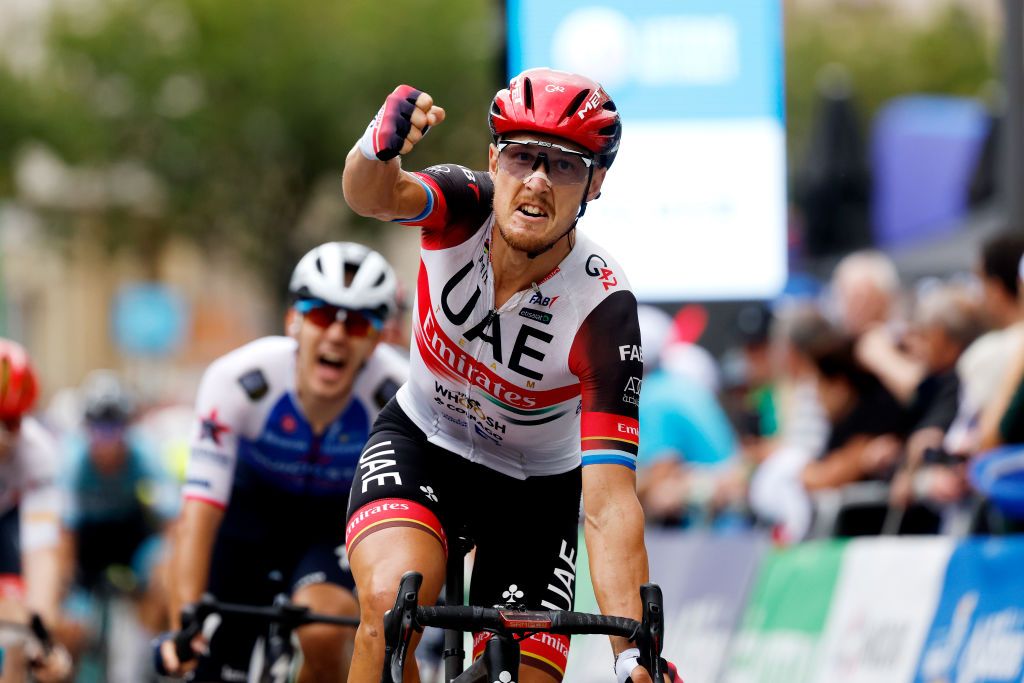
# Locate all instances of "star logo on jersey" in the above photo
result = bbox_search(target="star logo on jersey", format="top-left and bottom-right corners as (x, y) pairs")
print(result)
(200, 409), (230, 446)
(281, 414), (297, 433)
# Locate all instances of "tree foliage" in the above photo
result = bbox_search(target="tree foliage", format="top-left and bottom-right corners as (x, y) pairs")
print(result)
(0, 0), (500, 288)
(785, 3), (997, 176)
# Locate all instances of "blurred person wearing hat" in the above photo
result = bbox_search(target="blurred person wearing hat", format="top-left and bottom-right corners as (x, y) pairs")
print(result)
(158, 242), (407, 682)
(0, 339), (72, 681)
(342, 68), (678, 683)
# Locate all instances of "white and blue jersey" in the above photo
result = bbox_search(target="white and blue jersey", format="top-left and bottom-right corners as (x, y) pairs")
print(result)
(184, 336), (407, 535)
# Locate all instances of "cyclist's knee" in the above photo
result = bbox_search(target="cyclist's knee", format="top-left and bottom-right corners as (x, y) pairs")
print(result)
(292, 582), (357, 618)
(297, 621), (351, 661)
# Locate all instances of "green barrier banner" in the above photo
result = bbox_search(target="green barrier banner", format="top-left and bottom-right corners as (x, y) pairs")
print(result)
(721, 539), (847, 683)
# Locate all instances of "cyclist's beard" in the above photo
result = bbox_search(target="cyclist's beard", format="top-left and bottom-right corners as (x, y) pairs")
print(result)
(495, 215), (569, 257)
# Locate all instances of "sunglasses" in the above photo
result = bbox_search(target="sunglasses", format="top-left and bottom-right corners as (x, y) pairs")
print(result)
(294, 299), (384, 337)
(496, 140), (594, 186)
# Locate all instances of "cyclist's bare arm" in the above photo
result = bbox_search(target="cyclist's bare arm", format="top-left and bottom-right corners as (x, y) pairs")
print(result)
(169, 499), (224, 630)
(20, 480), (64, 626)
(342, 86), (445, 221)
(582, 464), (650, 657)
(22, 547), (62, 628)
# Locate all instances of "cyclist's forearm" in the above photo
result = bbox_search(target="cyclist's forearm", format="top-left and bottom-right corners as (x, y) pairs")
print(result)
(584, 495), (649, 656)
(170, 501), (223, 629)
(342, 147), (405, 220)
(22, 546), (63, 626)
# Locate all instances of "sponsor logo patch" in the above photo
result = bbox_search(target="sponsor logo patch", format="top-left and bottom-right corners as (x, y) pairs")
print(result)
(519, 308), (552, 325)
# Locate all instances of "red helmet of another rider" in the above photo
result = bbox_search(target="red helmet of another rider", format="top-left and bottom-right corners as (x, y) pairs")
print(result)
(0, 339), (39, 424)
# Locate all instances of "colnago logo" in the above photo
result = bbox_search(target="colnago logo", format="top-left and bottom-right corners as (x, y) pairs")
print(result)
(421, 310), (538, 408)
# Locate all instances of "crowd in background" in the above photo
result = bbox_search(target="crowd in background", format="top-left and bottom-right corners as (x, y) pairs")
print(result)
(635, 230), (1024, 543)
(3, 229), (1024, 679)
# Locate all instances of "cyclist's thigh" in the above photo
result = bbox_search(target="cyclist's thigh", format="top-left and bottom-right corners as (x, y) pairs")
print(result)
(191, 535), (282, 682)
(346, 400), (456, 565)
(468, 466), (582, 610)
(468, 466), (582, 681)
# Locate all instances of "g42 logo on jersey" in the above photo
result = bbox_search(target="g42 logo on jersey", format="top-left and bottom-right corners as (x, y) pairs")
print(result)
(585, 254), (618, 291)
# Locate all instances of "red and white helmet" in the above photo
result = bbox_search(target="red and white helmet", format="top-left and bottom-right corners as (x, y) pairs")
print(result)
(489, 68), (622, 169)
(0, 339), (39, 421)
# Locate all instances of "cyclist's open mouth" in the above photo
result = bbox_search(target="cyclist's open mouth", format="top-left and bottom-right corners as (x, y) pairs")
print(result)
(517, 203), (548, 219)
(318, 353), (346, 370)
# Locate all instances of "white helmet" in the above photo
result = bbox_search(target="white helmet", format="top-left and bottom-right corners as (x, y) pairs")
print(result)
(289, 242), (398, 319)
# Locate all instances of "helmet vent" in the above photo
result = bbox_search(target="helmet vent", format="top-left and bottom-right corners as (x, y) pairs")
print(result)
(562, 89), (590, 121)
(523, 78), (534, 111)
(598, 123), (619, 136)
(373, 271), (386, 287)
(315, 255), (324, 274)
(603, 100), (617, 112)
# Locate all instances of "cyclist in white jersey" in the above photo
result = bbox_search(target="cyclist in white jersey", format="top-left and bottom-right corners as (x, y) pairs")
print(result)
(0, 340), (71, 682)
(343, 70), (675, 683)
(158, 243), (408, 682)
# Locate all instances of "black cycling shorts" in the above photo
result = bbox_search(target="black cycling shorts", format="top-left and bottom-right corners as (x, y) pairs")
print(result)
(346, 399), (583, 678)
(190, 518), (354, 681)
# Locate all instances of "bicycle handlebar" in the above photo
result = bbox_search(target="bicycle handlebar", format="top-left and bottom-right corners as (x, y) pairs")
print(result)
(415, 605), (642, 639)
(382, 572), (666, 682)
(173, 593), (359, 664)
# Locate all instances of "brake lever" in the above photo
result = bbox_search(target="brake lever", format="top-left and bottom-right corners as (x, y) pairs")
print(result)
(638, 583), (665, 681)
(381, 572), (422, 683)
(174, 593), (216, 663)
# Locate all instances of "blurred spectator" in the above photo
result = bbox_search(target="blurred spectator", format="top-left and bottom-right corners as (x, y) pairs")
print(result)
(885, 283), (987, 524)
(634, 306), (741, 527)
(748, 304), (831, 543)
(972, 234), (1024, 450)
(801, 327), (908, 500)
(721, 304), (778, 448)
(59, 371), (177, 644)
(830, 250), (902, 336)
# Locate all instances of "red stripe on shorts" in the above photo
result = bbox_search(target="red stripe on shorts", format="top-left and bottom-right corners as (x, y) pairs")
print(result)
(345, 498), (447, 557)
(473, 630), (569, 680)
